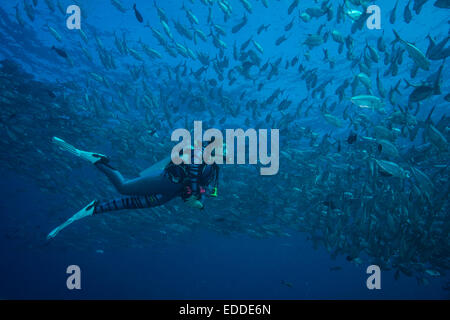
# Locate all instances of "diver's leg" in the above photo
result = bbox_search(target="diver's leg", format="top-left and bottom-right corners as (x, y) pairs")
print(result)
(47, 193), (176, 239)
(95, 162), (184, 196)
(93, 193), (174, 214)
(94, 162), (133, 195)
(52, 136), (183, 196)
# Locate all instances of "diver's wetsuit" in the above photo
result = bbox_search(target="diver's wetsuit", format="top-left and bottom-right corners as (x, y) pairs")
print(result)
(93, 155), (219, 214)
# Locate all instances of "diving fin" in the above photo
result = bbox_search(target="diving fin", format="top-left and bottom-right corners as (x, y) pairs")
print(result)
(52, 137), (108, 164)
(47, 200), (97, 240)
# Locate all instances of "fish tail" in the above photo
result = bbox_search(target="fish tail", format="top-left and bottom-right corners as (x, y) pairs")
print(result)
(434, 59), (445, 94)
(425, 105), (435, 125)
(433, 82), (441, 95)
(391, 29), (401, 45)
(395, 104), (405, 115)
(393, 79), (402, 93)
(403, 78), (411, 89)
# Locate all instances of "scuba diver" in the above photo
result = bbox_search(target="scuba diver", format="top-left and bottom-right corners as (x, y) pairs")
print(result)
(47, 137), (221, 239)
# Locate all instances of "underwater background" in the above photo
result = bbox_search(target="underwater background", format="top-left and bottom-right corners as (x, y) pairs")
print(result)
(0, 0), (449, 299)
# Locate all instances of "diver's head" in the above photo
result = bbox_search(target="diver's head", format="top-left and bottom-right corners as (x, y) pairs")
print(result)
(201, 137), (231, 164)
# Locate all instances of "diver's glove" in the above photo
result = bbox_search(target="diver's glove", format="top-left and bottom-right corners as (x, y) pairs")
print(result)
(207, 186), (218, 197)
(184, 195), (204, 210)
(182, 185), (205, 209)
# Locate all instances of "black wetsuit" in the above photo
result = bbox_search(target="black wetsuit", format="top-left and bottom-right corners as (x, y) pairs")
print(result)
(93, 155), (219, 214)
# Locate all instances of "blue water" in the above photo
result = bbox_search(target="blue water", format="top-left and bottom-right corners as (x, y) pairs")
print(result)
(0, 170), (448, 299)
(0, 0), (449, 299)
